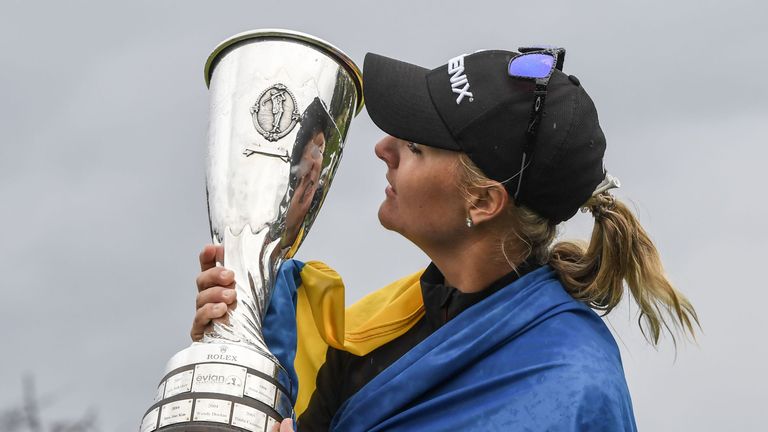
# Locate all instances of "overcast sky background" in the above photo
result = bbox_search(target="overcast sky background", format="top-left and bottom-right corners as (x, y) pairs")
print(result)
(1, 0), (766, 430)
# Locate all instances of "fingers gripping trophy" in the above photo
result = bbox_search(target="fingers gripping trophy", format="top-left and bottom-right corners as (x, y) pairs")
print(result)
(140, 30), (363, 432)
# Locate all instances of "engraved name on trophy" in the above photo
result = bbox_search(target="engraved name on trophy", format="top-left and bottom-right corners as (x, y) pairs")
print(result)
(140, 29), (363, 432)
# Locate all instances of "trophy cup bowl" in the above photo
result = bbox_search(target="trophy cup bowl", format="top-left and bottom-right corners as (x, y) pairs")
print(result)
(140, 29), (363, 432)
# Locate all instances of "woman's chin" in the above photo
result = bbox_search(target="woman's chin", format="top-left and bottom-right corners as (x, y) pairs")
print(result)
(377, 203), (398, 232)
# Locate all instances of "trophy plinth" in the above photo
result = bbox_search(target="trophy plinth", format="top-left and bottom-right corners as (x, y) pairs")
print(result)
(140, 343), (292, 432)
(141, 29), (362, 432)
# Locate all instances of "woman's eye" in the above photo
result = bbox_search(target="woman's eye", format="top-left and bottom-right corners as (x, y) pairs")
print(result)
(406, 142), (422, 154)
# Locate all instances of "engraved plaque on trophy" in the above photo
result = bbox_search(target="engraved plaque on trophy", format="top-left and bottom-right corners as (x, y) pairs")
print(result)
(140, 29), (363, 431)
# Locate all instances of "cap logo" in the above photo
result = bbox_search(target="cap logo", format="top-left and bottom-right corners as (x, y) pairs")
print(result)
(447, 54), (474, 104)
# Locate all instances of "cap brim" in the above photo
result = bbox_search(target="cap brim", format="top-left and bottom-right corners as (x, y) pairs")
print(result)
(363, 53), (460, 151)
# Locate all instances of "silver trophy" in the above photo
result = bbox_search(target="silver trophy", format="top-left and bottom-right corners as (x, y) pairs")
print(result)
(140, 29), (363, 432)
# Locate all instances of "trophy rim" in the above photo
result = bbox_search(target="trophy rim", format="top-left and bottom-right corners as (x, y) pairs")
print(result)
(204, 28), (364, 115)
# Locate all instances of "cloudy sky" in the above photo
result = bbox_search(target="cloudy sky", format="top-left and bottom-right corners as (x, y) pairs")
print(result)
(1, 0), (766, 430)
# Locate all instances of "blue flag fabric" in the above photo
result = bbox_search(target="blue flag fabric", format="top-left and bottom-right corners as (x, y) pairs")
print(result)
(330, 266), (637, 432)
(262, 259), (304, 405)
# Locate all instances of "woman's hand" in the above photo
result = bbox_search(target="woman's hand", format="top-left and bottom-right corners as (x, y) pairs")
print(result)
(271, 418), (294, 432)
(190, 244), (237, 341)
(193, 247), (295, 432)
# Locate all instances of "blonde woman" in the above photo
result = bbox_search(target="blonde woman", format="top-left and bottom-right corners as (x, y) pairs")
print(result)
(193, 47), (698, 431)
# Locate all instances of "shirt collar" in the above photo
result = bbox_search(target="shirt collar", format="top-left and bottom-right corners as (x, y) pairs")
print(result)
(419, 261), (540, 330)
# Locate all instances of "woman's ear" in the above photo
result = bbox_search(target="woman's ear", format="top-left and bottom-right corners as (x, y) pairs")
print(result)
(467, 182), (509, 226)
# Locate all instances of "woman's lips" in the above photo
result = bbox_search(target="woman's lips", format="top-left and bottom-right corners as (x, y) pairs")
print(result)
(385, 174), (396, 196)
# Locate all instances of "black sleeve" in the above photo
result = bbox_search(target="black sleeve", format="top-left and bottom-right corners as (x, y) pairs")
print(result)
(296, 347), (348, 431)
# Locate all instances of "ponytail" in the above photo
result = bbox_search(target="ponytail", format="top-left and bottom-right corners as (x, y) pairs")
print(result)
(456, 153), (698, 346)
(549, 193), (699, 345)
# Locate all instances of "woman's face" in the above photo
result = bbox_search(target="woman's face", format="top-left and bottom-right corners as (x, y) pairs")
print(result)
(374, 135), (468, 250)
(283, 131), (326, 248)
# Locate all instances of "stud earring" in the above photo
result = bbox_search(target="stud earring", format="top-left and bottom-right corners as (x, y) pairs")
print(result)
(466, 215), (474, 228)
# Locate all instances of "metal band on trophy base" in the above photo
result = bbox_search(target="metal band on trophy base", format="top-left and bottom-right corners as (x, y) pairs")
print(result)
(140, 343), (291, 432)
(141, 29), (363, 431)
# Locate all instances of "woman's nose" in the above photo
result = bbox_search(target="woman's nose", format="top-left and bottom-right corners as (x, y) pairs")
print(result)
(374, 135), (399, 168)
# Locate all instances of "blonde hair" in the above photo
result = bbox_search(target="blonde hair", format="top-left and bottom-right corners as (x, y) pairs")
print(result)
(456, 154), (699, 346)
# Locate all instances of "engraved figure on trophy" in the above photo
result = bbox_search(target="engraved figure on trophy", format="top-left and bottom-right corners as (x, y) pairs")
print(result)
(250, 83), (301, 142)
(141, 30), (362, 432)
(266, 89), (286, 132)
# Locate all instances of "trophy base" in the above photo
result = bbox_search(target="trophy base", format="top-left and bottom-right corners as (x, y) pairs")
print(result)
(159, 424), (267, 432)
(141, 342), (292, 432)
(159, 425), (251, 432)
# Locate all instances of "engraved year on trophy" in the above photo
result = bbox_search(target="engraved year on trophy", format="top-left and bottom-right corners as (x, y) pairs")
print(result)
(140, 29), (363, 432)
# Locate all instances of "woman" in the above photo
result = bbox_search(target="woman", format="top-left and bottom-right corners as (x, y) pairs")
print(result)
(192, 48), (698, 431)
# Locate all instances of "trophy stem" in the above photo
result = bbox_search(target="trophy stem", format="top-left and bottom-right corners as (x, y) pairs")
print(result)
(205, 224), (284, 363)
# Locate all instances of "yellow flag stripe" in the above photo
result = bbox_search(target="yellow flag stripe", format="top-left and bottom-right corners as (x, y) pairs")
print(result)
(293, 261), (425, 416)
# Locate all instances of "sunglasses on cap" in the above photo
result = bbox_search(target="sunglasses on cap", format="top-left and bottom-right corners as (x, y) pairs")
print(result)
(507, 46), (566, 200)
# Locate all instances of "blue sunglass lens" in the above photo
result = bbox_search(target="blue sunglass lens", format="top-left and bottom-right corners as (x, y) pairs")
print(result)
(508, 53), (554, 79)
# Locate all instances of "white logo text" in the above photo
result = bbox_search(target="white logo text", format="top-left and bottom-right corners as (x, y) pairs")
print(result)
(447, 55), (473, 104)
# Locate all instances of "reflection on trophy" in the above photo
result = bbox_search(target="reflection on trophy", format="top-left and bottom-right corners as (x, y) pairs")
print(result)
(140, 29), (363, 432)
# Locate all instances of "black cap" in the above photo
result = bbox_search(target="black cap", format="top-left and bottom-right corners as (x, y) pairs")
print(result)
(363, 50), (606, 224)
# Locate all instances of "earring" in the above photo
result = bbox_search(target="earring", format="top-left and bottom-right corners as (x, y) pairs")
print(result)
(466, 215), (474, 228)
